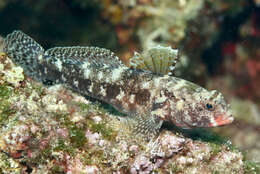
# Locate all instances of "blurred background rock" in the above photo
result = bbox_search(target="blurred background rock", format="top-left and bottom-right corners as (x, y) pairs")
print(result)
(0, 0), (259, 163)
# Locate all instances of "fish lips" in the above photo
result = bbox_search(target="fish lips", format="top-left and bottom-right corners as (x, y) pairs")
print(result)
(209, 114), (234, 127)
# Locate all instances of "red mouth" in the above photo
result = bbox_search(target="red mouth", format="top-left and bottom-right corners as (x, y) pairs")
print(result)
(210, 115), (234, 127)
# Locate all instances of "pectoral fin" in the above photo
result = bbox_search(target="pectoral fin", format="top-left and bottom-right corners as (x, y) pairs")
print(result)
(126, 113), (163, 141)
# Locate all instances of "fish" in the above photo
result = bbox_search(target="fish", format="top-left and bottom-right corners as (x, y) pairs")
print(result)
(3, 30), (234, 137)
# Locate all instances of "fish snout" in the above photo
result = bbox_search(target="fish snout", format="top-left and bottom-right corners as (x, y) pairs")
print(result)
(210, 114), (234, 127)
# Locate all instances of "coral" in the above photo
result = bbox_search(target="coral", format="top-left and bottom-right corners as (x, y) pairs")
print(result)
(137, 0), (204, 48)
(102, 0), (205, 49)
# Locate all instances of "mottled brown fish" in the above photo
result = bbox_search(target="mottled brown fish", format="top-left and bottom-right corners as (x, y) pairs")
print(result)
(3, 30), (234, 137)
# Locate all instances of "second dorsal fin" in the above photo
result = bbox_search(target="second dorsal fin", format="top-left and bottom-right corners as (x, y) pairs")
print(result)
(45, 46), (126, 69)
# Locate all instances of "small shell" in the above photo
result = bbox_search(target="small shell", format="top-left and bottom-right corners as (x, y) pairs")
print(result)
(130, 45), (178, 75)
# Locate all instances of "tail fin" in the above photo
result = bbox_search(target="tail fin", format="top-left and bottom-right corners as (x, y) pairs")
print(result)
(3, 30), (44, 79)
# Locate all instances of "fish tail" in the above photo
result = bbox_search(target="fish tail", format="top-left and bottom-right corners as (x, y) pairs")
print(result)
(3, 30), (45, 80)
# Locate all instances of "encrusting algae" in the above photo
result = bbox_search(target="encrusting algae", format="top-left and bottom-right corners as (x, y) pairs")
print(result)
(0, 31), (247, 174)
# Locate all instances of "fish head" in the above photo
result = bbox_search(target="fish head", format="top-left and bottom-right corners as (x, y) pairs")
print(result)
(188, 89), (234, 128)
(165, 79), (234, 128)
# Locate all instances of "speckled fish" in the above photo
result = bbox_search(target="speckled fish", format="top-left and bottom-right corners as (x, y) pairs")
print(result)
(3, 30), (234, 137)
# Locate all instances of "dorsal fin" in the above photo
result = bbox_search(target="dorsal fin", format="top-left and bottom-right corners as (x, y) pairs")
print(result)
(45, 46), (126, 69)
(129, 45), (179, 75)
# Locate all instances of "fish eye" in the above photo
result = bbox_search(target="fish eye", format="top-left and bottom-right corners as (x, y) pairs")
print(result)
(206, 103), (214, 110)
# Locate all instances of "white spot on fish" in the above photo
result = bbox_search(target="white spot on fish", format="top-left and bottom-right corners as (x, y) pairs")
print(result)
(74, 80), (79, 88)
(83, 69), (92, 79)
(155, 91), (167, 103)
(61, 74), (66, 81)
(44, 67), (48, 74)
(97, 72), (103, 81)
(55, 58), (63, 71)
(116, 89), (125, 101)
(154, 77), (161, 88)
(141, 81), (150, 89)
(89, 83), (94, 93)
(100, 86), (106, 96)
(38, 54), (43, 63)
(111, 67), (126, 82)
(82, 61), (91, 69)
(176, 100), (185, 110)
(129, 95), (135, 103)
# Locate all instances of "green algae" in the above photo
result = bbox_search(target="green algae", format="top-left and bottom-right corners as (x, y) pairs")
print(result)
(241, 147), (260, 174)
(30, 82), (45, 97)
(169, 163), (182, 173)
(244, 161), (260, 174)
(52, 111), (116, 151)
(208, 142), (223, 156)
(50, 165), (64, 174)
(54, 138), (76, 155)
(34, 139), (76, 165)
(70, 101), (91, 112)
(0, 152), (22, 174)
(77, 102), (90, 111)
(29, 100), (117, 166)
(69, 125), (87, 149)
(87, 119), (116, 141)
(40, 146), (53, 162)
(54, 113), (88, 150)
(0, 84), (15, 126)
(81, 149), (106, 165)
(0, 101), (13, 126)
(0, 84), (12, 99)
(209, 140), (239, 156)
(69, 101), (117, 141)
(28, 113), (88, 165)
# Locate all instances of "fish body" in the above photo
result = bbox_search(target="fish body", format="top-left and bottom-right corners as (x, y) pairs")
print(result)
(3, 30), (233, 134)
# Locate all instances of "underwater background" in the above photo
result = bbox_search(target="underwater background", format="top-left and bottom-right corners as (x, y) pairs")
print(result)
(0, 0), (259, 173)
